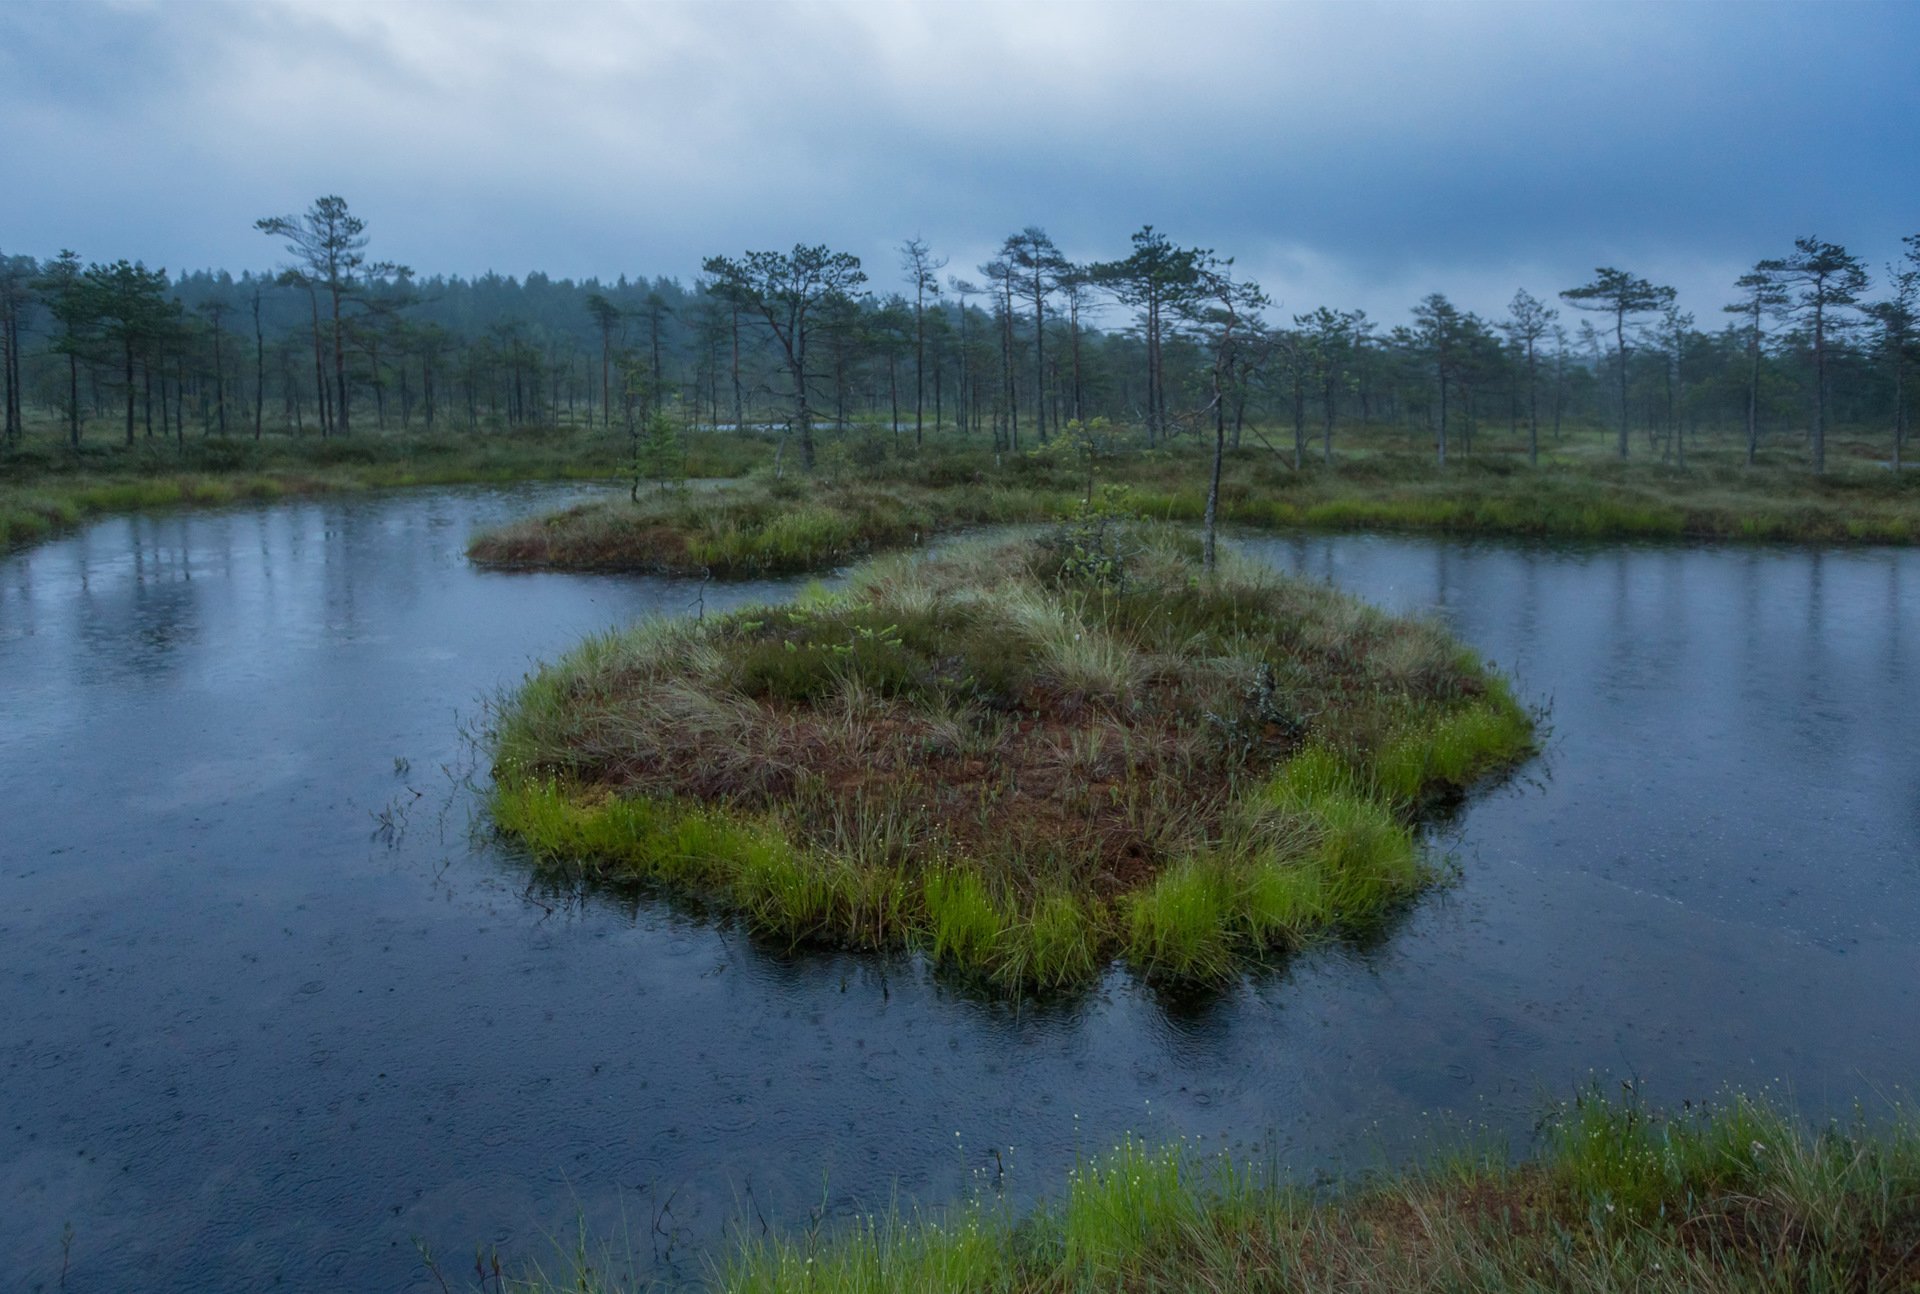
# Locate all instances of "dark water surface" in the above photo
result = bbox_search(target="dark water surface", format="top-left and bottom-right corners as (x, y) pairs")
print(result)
(2, 489), (1915, 1291)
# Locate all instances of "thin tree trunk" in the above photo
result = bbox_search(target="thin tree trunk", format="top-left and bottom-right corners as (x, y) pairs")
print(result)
(1069, 298), (1083, 422)
(649, 317), (662, 420)
(1322, 372), (1336, 465)
(999, 278), (1018, 452)
(1030, 281), (1046, 444)
(1671, 352), (1684, 469)
(125, 342), (138, 445)
(1526, 339), (1539, 466)
(68, 351), (81, 448)
(1893, 353), (1906, 471)
(1614, 311), (1629, 458)
(956, 302), (970, 439)
(601, 334), (612, 432)
(730, 308), (744, 433)
(1812, 298), (1827, 474)
(1291, 359), (1306, 470)
(1203, 382), (1225, 572)
(213, 317), (228, 437)
(913, 284), (925, 446)
(252, 290), (265, 440)
(307, 290), (329, 437)
(331, 283), (349, 435)
(7, 304), (20, 443)
(0, 307), (14, 443)
(1146, 290), (1161, 448)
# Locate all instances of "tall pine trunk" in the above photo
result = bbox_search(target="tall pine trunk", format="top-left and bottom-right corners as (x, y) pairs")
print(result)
(331, 284), (350, 435)
(252, 290), (266, 440)
(124, 341), (137, 446)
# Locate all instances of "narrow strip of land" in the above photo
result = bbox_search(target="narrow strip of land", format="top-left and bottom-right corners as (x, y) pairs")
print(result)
(688, 1092), (1920, 1294)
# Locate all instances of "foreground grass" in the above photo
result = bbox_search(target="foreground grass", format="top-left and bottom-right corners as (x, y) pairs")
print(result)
(506, 1089), (1920, 1293)
(0, 424), (769, 551)
(488, 524), (1533, 991)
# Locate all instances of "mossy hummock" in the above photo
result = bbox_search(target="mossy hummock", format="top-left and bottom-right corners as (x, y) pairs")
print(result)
(488, 526), (1534, 989)
(465, 480), (1046, 578)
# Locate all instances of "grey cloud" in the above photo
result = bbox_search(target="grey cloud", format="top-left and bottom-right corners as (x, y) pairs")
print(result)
(1, 0), (1914, 324)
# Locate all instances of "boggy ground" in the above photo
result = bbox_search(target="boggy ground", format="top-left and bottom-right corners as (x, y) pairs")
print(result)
(465, 476), (1051, 577)
(488, 522), (1533, 990)
(0, 422), (769, 551)
(12, 415), (1915, 555)
(690, 1090), (1920, 1294)
(465, 427), (1920, 584)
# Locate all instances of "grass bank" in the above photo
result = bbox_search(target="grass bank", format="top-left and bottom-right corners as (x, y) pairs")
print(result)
(585, 1090), (1915, 1294)
(913, 434), (1920, 545)
(466, 478), (1053, 577)
(13, 418), (1914, 556)
(465, 431), (1920, 581)
(488, 524), (1533, 991)
(1125, 454), (1920, 544)
(0, 425), (770, 551)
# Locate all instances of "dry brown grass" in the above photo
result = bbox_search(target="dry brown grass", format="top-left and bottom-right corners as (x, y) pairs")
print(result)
(490, 524), (1535, 988)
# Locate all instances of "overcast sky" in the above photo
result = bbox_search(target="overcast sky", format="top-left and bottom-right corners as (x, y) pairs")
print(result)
(3, 0), (1916, 326)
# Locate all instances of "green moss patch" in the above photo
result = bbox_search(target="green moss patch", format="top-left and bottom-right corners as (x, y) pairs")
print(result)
(488, 525), (1534, 990)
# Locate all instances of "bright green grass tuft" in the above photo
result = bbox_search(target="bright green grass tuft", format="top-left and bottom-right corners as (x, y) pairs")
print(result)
(922, 867), (1007, 965)
(1120, 861), (1236, 981)
(624, 1089), (1920, 1294)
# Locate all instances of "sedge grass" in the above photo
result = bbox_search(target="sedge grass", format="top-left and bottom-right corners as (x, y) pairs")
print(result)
(466, 477), (1045, 577)
(11, 415), (1918, 556)
(506, 1088), (1920, 1294)
(487, 524), (1535, 992)
(0, 424), (769, 552)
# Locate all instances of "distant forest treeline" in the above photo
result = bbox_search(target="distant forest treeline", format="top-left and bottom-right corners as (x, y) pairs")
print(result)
(0, 197), (1914, 472)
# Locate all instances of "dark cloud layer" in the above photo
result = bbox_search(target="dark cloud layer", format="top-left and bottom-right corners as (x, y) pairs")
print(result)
(2, 0), (1915, 322)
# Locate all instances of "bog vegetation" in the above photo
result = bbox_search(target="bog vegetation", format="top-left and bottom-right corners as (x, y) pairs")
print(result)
(467, 477), (1028, 577)
(506, 1089), (1920, 1294)
(488, 523), (1533, 990)
(463, 432), (1920, 584)
(10, 198), (1915, 1293)
(6, 198), (1917, 556)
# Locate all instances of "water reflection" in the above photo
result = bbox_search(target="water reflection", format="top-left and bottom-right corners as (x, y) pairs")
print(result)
(0, 496), (1914, 1291)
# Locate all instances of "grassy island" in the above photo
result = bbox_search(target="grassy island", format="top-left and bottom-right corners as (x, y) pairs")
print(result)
(464, 434), (1920, 587)
(488, 524), (1533, 990)
(465, 478), (1045, 578)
